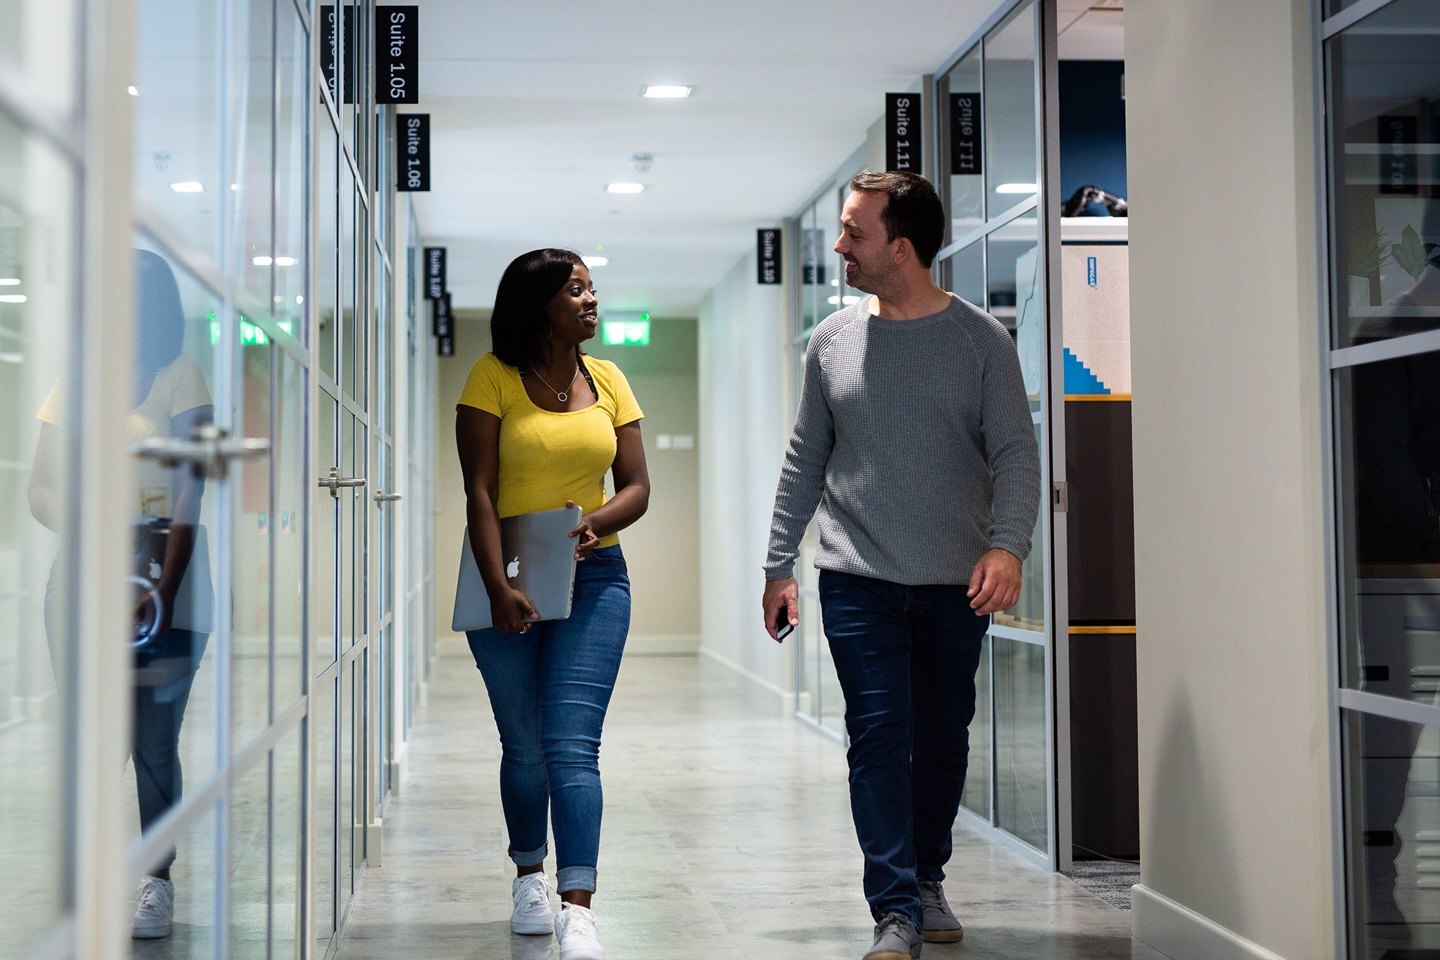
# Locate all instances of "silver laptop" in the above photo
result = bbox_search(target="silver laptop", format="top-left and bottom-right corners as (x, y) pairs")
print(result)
(451, 505), (581, 632)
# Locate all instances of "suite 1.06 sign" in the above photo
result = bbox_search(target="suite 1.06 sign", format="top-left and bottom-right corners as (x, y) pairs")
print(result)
(397, 114), (429, 192)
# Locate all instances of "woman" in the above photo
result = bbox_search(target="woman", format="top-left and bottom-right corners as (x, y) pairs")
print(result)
(455, 248), (649, 960)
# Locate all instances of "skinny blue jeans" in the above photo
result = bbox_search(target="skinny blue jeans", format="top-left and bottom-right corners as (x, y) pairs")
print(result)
(819, 569), (988, 928)
(467, 545), (630, 894)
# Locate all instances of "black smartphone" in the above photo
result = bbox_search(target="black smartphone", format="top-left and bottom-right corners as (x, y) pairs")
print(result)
(774, 607), (795, 640)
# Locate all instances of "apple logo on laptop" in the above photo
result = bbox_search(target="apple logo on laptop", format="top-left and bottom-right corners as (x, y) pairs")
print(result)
(506, 556), (520, 579)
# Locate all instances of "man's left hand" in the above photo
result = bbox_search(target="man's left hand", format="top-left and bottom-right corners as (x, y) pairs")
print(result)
(968, 548), (1021, 615)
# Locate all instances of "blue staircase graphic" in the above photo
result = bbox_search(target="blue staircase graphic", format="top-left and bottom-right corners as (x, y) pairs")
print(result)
(1063, 347), (1110, 395)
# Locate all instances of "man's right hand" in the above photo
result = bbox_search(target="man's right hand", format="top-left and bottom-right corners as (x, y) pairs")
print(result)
(490, 587), (539, 635)
(762, 577), (799, 643)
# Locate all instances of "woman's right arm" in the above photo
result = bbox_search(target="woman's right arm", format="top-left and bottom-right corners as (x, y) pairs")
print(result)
(455, 405), (536, 632)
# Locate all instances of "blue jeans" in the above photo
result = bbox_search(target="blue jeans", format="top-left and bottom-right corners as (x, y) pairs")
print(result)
(819, 569), (988, 927)
(467, 545), (631, 893)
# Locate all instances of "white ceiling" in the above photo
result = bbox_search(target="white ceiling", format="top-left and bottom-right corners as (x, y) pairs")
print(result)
(409, 0), (1008, 316)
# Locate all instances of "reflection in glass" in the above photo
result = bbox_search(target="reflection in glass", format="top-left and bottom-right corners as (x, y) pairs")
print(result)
(29, 249), (217, 942)
(275, 353), (305, 710)
(1343, 710), (1440, 951)
(229, 757), (269, 958)
(275, 2), (310, 344)
(233, 339), (272, 748)
(1326, 0), (1440, 348)
(313, 677), (336, 953)
(132, 803), (219, 956)
(984, 2), (1038, 213)
(994, 637), (1048, 850)
(943, 44), (985, 238)
(271, 727), (303, 957)
(318, 127), (338, 380)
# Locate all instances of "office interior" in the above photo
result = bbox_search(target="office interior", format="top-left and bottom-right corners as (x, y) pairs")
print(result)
(0, 0), (1435, 957)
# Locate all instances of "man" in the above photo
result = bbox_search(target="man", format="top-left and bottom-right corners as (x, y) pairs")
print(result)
(762, 171), (1040, 960)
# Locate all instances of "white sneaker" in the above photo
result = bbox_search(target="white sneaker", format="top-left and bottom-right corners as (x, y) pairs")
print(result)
(510, 873), (555, 935)
(555, 903), (604, 960)
(132, 876), (175, 939)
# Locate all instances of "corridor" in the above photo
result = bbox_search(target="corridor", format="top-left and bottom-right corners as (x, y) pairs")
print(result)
(338, 651), (1165, 960)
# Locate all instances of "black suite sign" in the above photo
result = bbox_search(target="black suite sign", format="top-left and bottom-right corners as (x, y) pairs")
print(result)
(375, 6), (420, 105)
(432, 292), (452, 338)
(886, 93), (922, 173)
(756, 229), (782, 285)
(319, 5), (357, 105)
(397, 113), (430, 191)
(423, 247), (446, 300)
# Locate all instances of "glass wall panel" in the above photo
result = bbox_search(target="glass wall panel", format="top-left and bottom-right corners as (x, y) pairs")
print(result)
(341, 181), (359, 401)
(945, 240), (985, 308)
(1325, 0), (1440, 349)
(230, 755), (270, 958)
(1, 0), (80, 111)
(275, 351), (305, 710)
(1342, 710), (1440, 951)
(133, 0), (223, 259)
(135, 803), (219, 956)
(317, 126), (338, 381)
(0, 112), (78, 954)
(275, 1), (310, 345)
(315, 392), (339, 674)
(984, 2), (1039, 213)
(228, 0), (275, 310)
(1334, 360), (1440, 699)
(942, 44), (986, 239)
(994, 636), (1047, 850)
(961, 635), (993, 819)
(234, 339), (274, 748)
(312, 675), (337, 954)
(271, 724), (303, 958)
(987, 219), (1043, 413)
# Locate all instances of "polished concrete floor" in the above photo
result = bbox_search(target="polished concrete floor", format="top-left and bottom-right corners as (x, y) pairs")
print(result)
(338, 648), (1170, 960)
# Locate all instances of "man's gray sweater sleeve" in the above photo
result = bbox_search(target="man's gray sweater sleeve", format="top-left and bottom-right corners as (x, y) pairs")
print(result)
(979, 327), (1042, 560)
(764, 338), (833, 580)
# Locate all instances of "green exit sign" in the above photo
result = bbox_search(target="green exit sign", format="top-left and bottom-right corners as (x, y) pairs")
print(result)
(602, 311), (650, 346)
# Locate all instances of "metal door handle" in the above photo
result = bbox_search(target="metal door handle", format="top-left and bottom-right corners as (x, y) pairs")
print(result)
(132, 424), (270, 479)
(374, 490), (402, 504)
(318, 466), (367, 498)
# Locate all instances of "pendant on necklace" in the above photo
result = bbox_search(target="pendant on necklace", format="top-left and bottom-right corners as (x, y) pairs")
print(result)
(557, 392), (568, 402)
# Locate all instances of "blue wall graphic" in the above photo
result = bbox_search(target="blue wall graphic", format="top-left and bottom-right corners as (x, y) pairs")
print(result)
(1064, 347), (1110, 395)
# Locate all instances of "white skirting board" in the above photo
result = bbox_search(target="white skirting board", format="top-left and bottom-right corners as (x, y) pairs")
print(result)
(624, 633), (699, 656)
(698, 646), (796, 717)
(1131, 885), (1286, 960)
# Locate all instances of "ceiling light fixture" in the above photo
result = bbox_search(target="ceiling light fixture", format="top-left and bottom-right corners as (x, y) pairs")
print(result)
(0, 295), (28, 304)
(606, 182), (645, 195)
(582, 256), (609, 268)
(642, 85), (692, 99)
(995, 183), (1038, 194)
(127, 85), (139, 96)
(252, 256), (273, 266)
(274, 256), (297, 267)
(0, 279), (20, 286)
(170, 181), (205, 193)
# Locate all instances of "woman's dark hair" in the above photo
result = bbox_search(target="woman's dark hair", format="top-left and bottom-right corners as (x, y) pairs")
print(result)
(490, 248), (585, 369)
(849, 171), (946, 268)
(134, 249), (186, 381)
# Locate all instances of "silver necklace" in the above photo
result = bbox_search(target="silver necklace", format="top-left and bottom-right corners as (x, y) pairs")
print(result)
(529, 362), (580, 403)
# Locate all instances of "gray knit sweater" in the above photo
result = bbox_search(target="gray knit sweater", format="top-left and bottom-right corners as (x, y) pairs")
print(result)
(764, 295), (1041, 586)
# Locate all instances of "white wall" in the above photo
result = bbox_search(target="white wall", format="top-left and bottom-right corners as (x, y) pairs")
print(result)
(1126, 2), (1335, 958)
(433, 311), (701, 657)
(697, 248), (794, 707)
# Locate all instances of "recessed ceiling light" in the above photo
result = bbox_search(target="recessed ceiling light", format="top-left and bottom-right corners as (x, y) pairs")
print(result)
(252, 256), (273, 266)
(170, 181), (205, 193)
(0, 295), (28, 304)
(582, 256), (609, 268)
(127, 85), (139, 96)
(642, 85), (692, 99)
(606, 182), (645, 195)
(274, 256), (297, 267)
(0, 278), (20, 286)
(995, 182), (1038, 194)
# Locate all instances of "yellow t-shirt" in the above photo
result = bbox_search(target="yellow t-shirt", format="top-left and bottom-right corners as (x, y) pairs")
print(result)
(457, 353), (643, 548)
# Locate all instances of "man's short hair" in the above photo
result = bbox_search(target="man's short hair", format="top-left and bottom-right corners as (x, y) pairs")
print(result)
(850, 171), (946, 269)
